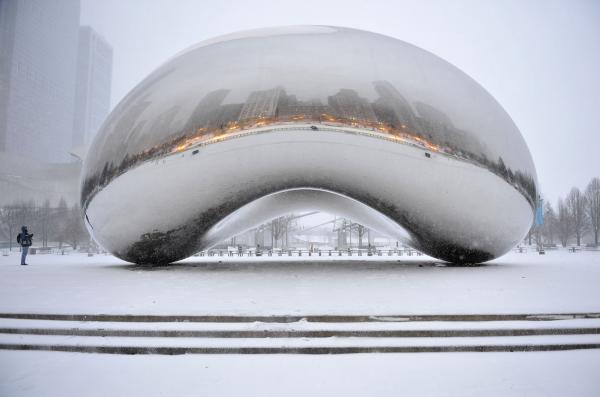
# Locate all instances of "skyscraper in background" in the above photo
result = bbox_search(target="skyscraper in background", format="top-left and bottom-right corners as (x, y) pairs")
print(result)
(0, 0), (80, 163)
(0, 0), (112, 164)
(72, 26), (112, 151)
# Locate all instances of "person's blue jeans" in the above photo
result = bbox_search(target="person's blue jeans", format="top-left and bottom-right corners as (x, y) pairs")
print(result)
(21, 246), (29, 265)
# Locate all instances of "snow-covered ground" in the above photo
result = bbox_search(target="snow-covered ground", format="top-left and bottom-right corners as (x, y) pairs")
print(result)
(1, 249), (599, 396)
(0, 249), (598, 315)
(0, 350), (598, 397)
(0, 349), (596, 397)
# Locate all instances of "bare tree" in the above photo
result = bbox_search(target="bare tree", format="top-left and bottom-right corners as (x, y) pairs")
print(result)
(17, 200), (37, 230)
(556, 198), (571, 247)
(585, 177), (600, 247)
(37, 199), (52, 248)
(63, 205), (88, 250)
(283, 215), (297, 249)
(270, 216), (287, 248)
(566, 187), (587, 246)
(52, 197), (69, 248)
(541, 201), (557, 245)
(0, 205), (21, 251)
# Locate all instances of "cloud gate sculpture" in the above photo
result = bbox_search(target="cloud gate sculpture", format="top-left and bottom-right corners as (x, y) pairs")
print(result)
(81, 26), (538, 264)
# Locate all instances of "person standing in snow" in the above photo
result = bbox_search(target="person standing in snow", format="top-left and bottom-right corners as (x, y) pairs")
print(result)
(16, 226), (33, 266)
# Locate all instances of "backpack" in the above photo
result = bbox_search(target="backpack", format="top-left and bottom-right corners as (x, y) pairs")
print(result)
(18, 233), (32, 247)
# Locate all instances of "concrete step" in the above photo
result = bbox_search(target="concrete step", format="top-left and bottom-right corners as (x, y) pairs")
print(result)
(1, 312), (599, 323)
(1, 326), (599, 338)
(2, 312), (600, 354)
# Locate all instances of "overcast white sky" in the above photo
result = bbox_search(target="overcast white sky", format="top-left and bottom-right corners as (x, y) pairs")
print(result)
(81, 0), (599, 205)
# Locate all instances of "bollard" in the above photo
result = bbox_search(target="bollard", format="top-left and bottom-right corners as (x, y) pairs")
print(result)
(288, 250), (292, 256)
(338, 250), (341, 256)
(299, 250), (302, 256)
(329, 250), (332, 256)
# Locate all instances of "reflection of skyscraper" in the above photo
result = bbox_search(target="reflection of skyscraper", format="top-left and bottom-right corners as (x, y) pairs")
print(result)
(73, 26), (113, 149)
(148, 105), (180, 138)
(372, 81), (418, 129)
(412, 100), (486, 157)
(0, 0), (80, 162)
(239, 87), (282, 120)
(212, 103), (243, 128)
(328, 89), (376, 122)
(414, 101), (453, 127)
(278, 92), (328, 120)
(184, 89), (230, 132)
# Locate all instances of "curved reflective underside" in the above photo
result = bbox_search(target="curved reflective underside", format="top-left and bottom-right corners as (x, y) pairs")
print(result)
(81, 26), (538, 264)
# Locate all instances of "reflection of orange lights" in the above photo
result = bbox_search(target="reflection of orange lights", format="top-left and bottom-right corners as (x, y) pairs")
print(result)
(169, 115), (443, 155)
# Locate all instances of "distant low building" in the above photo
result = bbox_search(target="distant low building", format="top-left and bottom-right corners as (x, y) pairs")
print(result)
(0, 151), (81, 206)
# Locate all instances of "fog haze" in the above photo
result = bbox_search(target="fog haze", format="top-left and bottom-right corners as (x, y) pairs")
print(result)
(80, 0), (600, 204)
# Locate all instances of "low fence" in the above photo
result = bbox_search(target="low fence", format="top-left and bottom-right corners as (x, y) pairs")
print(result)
(195, 248), (424, 258)
(513, 245), (599, 254)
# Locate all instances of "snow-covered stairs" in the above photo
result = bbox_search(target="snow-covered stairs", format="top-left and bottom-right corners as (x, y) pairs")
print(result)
(1, 313), (599, 355)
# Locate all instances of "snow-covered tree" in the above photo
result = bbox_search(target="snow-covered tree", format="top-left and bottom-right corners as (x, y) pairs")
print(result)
(585, 177), (600, 247)
(541, 201), (557, 245)
(36, 199), (52, 248)
(63, 204), (88, 250)
(556, 198), (572, 247)
(51, 197), (69, 248)
(566, 187), (587, 246)
(0, 205), (21, 251)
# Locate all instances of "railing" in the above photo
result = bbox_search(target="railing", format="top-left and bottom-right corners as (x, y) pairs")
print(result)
(195, 248), (424, 258)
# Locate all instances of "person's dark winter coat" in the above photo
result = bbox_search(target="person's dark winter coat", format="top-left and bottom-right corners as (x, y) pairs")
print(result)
(17, 226), (33, 266)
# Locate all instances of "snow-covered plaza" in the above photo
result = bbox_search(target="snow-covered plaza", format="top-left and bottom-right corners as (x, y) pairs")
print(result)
(0, 249), (599, 315)
(0, 249), (599, 396)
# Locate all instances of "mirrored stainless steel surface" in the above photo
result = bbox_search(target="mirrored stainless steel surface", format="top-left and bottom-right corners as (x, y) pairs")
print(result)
(81, 26), (538, 264)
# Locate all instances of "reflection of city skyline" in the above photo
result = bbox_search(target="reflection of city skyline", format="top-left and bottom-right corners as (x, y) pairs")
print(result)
(82, 80), (536, 210)
(162, 80), (488, 157)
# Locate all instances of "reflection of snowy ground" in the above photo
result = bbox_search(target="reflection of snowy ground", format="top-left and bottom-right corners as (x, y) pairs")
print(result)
(0, 250), (599, 315)
(0, 250), (599, 396)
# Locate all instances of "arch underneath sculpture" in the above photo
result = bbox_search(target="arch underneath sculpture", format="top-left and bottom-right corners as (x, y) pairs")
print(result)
(200, 188), (411, 250)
